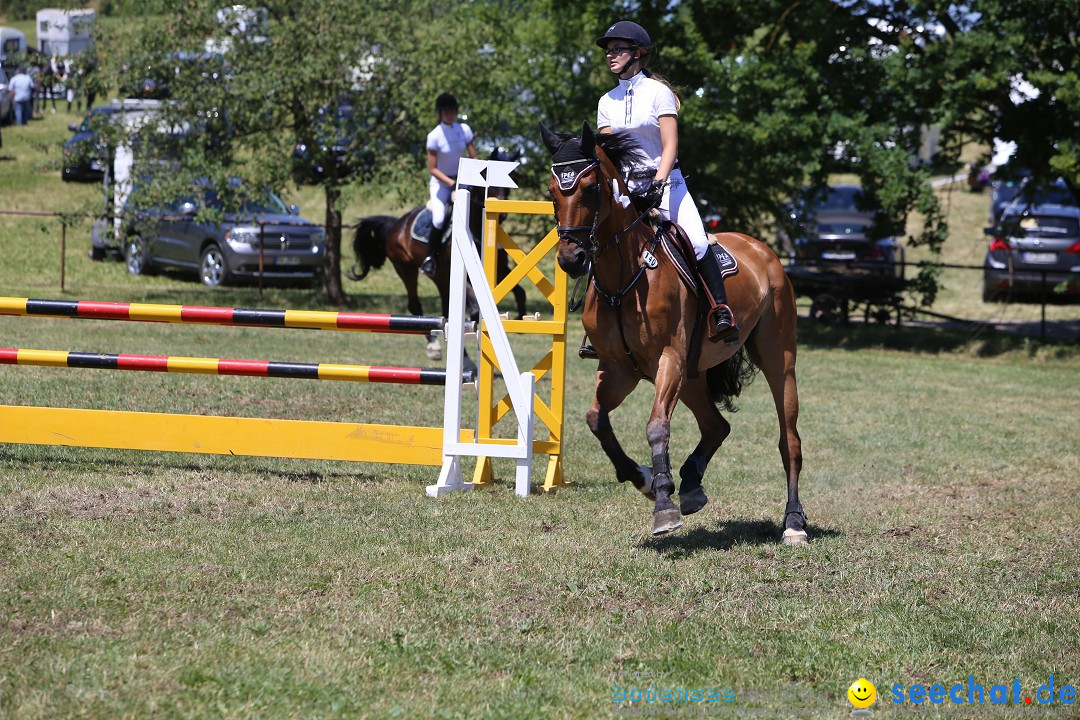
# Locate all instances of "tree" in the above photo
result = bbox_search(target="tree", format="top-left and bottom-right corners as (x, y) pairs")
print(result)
(106, 0), (415, 304)
(102, 0), (1079, 309)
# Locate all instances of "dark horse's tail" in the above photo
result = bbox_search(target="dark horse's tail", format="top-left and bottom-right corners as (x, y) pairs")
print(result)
(347, 215), (397, 280)
(706, 347), (758, 412)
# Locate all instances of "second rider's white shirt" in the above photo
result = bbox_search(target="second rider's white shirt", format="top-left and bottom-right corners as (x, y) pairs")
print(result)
(596, 72), (678, 172)
(426, 121), (474, 178)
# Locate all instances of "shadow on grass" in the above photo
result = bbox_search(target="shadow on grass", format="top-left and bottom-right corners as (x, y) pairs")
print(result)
(639, 519), (841, 557)
(0, 449), (381, 485)
(797, 318), (1079, 355)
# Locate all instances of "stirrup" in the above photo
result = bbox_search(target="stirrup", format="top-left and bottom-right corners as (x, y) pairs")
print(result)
(707, 305), (738, 344)
(578, 343), (599, 360)
(420, 256), (436, 278)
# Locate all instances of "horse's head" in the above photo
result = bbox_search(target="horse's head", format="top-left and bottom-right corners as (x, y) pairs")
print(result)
(540, 121), (637, 278)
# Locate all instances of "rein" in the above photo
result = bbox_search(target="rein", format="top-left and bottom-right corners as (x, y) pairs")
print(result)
(553, 156), (665, 377)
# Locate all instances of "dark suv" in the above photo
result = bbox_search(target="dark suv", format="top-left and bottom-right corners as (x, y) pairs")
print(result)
(122, 184), (326, 287)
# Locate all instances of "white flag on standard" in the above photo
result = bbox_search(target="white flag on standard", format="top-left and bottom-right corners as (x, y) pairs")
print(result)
(457, 158), (519, 189)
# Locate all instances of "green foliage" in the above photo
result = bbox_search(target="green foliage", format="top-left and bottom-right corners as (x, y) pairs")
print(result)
(99, 0), (1079, 308)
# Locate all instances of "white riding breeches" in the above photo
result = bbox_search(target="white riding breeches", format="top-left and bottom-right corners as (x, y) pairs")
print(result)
(628, 168), (710, 260)
(429, 177), (452, 229)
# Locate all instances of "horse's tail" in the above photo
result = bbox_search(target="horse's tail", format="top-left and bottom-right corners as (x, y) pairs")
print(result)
(347, 215), (396, 280)
(706, 347), (758, 413)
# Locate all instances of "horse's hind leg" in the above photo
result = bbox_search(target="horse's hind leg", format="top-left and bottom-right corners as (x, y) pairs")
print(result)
(749, 298), (807, 545)
(586, 363), (653, 499)
(394, 258), (441, 361)
(675, 376), (732, 515)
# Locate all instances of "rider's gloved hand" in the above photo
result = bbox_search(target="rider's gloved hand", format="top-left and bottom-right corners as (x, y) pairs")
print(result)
(631, 179), (667, 213)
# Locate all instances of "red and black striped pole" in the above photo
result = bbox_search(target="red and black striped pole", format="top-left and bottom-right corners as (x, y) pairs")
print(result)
(0, 297), (445, 335)
(0, 347), (463, 386)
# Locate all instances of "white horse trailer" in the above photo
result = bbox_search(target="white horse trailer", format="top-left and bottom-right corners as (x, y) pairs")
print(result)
(36, 8), (96, 57)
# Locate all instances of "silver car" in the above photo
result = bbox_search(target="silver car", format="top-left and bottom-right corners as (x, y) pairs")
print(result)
(983, 204), (1080, 302)
(123, 187), (326, 287)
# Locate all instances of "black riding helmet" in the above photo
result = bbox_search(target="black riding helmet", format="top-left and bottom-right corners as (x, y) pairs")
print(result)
(435, 93), (458, 113)
(596, 21), (652, 77)
(595, 20), (651, 49)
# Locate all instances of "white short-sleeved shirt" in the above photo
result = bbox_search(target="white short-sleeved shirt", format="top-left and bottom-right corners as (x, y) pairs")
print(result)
(426, 121), (474, 177)
(9, 73), (33, 102)
(596, 72), (678, 172)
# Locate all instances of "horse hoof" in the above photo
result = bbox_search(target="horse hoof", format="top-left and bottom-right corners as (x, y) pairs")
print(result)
(782, 528), (809, 546)
(678, 486), (708, 515)
(426, 341), (442, 361)
(652, 507), (683, 536)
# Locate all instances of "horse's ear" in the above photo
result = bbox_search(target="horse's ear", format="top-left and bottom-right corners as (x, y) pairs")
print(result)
(580, 121), (595, 158)
(539, 123), (562, 155)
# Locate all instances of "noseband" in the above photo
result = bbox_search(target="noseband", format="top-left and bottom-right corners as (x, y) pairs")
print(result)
(550, 159), (603, 254)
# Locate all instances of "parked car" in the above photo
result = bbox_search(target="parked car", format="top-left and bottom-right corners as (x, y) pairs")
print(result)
(63, 105), (120, 182)
(120, 50), (226, 100)
(121, 182), (326, 287)
(983, 203), (1080, 302)
(989, 175), (1076, 224)
(778, 185), (901, 274)
(292, 101), (376, 184)
(0, 66), (12, 124)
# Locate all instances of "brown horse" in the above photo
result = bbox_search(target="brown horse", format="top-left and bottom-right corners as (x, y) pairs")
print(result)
(541, 122), (807, 544)
(349, 152), (527, 361)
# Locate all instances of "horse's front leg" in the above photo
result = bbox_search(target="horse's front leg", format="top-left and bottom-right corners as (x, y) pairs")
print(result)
(586, 362), (653, 498)
(649, 349), (687, 535)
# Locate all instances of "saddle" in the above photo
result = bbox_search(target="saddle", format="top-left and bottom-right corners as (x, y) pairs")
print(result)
(410, 186), (486, 245)
(658, 222), (738, 291)
(409, 207), (450, 246)
(656, 221), (739, 377)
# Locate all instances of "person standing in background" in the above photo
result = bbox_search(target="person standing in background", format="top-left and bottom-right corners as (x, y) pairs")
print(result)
(64, 56), (78, 113)
(9, 67), (34, 126)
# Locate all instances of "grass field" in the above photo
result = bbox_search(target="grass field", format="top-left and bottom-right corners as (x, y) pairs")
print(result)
(1, 107), (1079, 718)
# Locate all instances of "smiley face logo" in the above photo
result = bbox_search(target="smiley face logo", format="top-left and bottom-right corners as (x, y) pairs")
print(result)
(848, 678), (877, 709)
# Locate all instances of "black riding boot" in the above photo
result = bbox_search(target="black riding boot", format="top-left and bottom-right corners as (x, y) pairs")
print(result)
(420, 223), (446, 278)
(697, 245), (737, 342)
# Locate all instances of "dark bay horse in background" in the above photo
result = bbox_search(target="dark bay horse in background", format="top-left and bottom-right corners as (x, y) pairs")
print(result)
(541, 122), (807, 544)
(348, 150), (527, 361)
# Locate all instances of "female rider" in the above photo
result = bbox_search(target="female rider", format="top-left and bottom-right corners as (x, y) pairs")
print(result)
(594, 21), (735, 341)
(421, 92), (477, 277)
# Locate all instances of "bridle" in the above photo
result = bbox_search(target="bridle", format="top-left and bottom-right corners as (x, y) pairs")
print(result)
(550, 152), (662, 343)
(550, 158), (603, 255)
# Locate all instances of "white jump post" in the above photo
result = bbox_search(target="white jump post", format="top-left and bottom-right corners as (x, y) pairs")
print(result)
(427, 158), (535, 498)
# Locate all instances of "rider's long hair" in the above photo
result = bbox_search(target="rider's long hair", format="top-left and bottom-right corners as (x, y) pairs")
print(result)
(637, 45), (682, 112)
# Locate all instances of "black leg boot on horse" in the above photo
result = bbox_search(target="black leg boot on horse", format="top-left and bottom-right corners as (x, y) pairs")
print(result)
(697, 244), (739, 343)
(420, 222), (446, 278)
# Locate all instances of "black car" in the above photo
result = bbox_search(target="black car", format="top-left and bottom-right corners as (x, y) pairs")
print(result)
(292, 102), (376, 184)
(778, 185), (901, 274)
(119, 50), (226, 100)
(62, 106), (122, 183)
(989, 175), (1076, 224)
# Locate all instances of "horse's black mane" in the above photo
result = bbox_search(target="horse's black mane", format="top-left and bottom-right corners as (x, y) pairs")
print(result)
(597, 131), (649, 170)
(551, 129), (648, 170)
